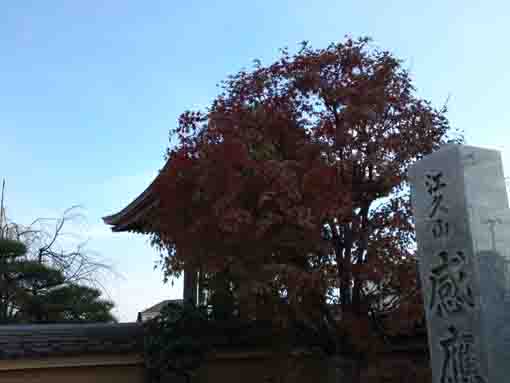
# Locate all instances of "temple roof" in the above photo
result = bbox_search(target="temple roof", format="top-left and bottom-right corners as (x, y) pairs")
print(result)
(139, 299), (183, 316)
(102, 176), (160, 234)
(137, 299), (184, 322)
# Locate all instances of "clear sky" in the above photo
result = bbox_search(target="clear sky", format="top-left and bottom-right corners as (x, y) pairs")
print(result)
(1, 1), (509, 322)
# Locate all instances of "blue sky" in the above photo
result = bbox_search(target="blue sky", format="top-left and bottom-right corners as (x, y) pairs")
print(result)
(1, 1), (509, 321)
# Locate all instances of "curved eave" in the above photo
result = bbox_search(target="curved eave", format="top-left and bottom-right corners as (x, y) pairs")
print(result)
(102, 175), (161, 234)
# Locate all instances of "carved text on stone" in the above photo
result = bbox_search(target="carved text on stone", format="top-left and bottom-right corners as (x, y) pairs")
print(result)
(429, 250), (475, 317)
(440, 326), (485, 383)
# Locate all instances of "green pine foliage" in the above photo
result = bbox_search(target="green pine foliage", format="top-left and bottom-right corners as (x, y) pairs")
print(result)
(0, 238), (116, 324)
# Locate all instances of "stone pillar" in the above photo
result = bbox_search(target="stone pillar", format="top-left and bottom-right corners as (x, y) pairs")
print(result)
(409, 144), (510, 383)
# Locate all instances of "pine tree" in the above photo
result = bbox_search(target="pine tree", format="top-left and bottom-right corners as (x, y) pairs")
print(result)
(0, 238), (116, 324)
(0, 239), (29, 322)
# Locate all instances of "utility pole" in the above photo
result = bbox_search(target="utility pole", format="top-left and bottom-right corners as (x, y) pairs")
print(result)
(0, 179), (5, 321)
(0, 179), (5, 240)
(484, 217), (503, 252)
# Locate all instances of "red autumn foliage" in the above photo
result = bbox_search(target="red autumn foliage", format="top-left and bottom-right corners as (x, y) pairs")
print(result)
(152, 37), (461, 369)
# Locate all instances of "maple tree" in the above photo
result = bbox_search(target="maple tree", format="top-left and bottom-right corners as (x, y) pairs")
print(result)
(151, 37), (461, 380)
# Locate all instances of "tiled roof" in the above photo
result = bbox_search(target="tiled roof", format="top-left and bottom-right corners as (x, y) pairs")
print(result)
(140, 299), (183, 315)
(102, 171), (163, 233)
(0, 322), (143, 360)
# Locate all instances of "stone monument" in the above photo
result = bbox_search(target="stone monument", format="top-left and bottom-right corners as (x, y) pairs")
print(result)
(409, 144), (510, 383)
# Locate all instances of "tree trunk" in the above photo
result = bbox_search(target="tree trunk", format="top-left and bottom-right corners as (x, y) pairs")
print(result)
(183, 266), (198, 306)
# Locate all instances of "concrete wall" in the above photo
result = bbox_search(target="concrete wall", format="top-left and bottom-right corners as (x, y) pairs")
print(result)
(0, 351), (336, 383)
(0, 344), (430, 383)
(0, 353), (145, 383)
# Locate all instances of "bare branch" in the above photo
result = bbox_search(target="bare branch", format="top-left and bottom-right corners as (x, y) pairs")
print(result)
(1, 205), (116, 294)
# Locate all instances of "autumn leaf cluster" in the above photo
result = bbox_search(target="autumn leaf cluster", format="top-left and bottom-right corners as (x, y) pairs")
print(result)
(152, 37), (460, 351)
